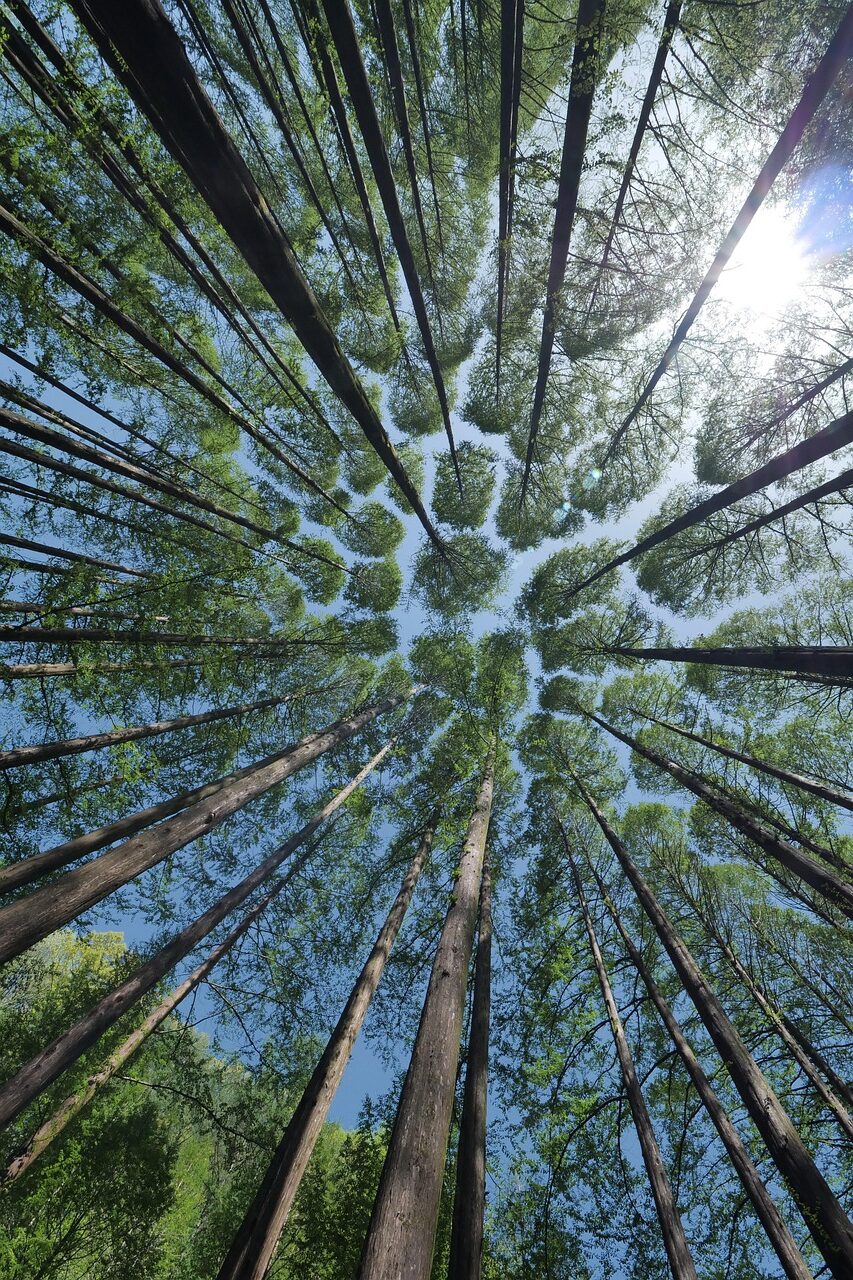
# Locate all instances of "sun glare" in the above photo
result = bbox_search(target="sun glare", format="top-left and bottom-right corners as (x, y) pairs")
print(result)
(715, 203), (810, 317)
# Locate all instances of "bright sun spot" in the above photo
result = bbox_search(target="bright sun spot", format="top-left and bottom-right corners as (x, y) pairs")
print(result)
(715, 204), (810, 317)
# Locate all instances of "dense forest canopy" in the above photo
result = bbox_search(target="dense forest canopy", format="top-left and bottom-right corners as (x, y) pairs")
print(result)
(0, 0), (851, 1276)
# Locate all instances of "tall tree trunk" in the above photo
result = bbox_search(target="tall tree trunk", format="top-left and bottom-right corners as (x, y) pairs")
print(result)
(0, 691), (294, 770)
(563, 831), (699, 1280)
(571, 408), (853, 597)
(359, 748), (496, 1280)
(609, 644), (853, 680)
(1, 659), (201, 681)
(587, 709), (853, 917)
(0, 689), (418, 963)
(317, 0), (461, 490)
(0, 531), (148, 579)
(520, 0), (605, 502)
(583, 0), (682, 323)
(495, 0), (517, 399)
(0, 743), (392, 1129)
(606, 5), (853, 451)
(447, 845), (492, 1280)
(632, 706), (853, 813)
(587, 860), (812, 1280)
(218, 821), (437, 1280)
(570, 772), (853, 1277)
(66, 0), (442, 550)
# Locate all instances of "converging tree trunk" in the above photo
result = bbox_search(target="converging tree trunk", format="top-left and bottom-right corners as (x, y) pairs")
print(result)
(217, 820), (437, 1280)
(447, 844), (493, 1280)
(0, 743), (393, 1129)
(0, 689), (418, 963)
(570, 772), (853, 1277)
(358, 747), (496, 1280)
(586, 709), (853, 917)
(563, 829), (699, 1280)
(587, 859), (812, 1280)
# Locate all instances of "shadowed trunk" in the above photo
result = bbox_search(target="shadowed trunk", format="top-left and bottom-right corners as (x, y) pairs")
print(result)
(358, 748), (496, 1280)
(218, 821), (436, 1280)
(0, 689), (417, 962)
(609, 644), (853, 680)
(570, 772), (853, 1277)
(447, 845), (492, 1280)
(0, 744), (392, 1129)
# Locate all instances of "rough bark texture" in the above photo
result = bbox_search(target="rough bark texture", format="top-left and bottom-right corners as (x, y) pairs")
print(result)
(571, 774), (853, 1278)
(589, 862), (812, 1280)
(564, 835), (699, 1280)
(612, 644), (853, 679)
(218, 822), (436, 1280)
(358, 750), (496, 1280)
(67, 0), (441, 548)
(590, 710), (853, 917)
(0, 689), (416, 963)
(0, 744), (392, 1129)
(447, 845), (492, 1280)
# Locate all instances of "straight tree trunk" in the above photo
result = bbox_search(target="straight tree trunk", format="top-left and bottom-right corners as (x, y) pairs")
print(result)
(218, 821), (437, 1280)
(318, 0), (460, 489)
(447, 845), (492, 1280)
(587, 859), (812, 1280)
(570, 772), (853, 1278)
(633, 707), (853, 813)
(572, 409), (853, 596)
(1, 659), (201, 681)
(607, 6), (853, 450)
(587, 709), (853, 917)
(0, 532), (148, 579)
(0, 691), (293, 770)
(0, 689), (417, 963)
(564, 833), (699, 1280)
(520, 0), (605, 501)
(2, 858), (297, 1183)
(583, 0), (682, 323)
(66, 0), (441, 550)
(358, 748), (496, 1280)
(609, 645), (853, 680)
(0, 744), (392, 1129)
(496, 0), (518, 398)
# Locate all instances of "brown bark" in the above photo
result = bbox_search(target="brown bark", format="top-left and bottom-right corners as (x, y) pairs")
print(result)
(588, 860), (813, 1280)
(1, 659), (200, 681)
(570, 772), (853, 1277)
(0, 743), (391, 1129)
(66, 0), (442, 550)
(0, 531), (148, 579)
(564, 834), (699, 1280)
(218, 822), (436, 1280)
(359, 749), (496, 1280)
(0, 690), (294, 770)
(588, 710), (853, 917)
(610, 644), (853, 680)
(447, 845), (492, 1280)
(633, 707), (853, 814)
(0, 688), (417, 963)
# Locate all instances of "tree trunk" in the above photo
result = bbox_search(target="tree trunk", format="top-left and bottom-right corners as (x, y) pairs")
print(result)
(520, 0), (605, 501)
(611, 644), (853, 680)
(358, 749), (496, 1280)
(588, 709), (853, 917)
(573, 408), (853, 596)
(0, 743), (392, 1129)
(583, 0), (682, 322)
(0, 531), (147, 579)
(570, 772), (853, 1278)
(66, 0), (441, 550)
(563, 832), (699, 1280)
(633, 707), (853, 813)
(1, 659), (200, 681)
(217, 821), (436, 1280)
(318, 0), (460, 489)
(588, 860), (813, 1280)
(608, 5), (853, 449)
(447, 845), (492, 1280)
(0, 689), (417, 963)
